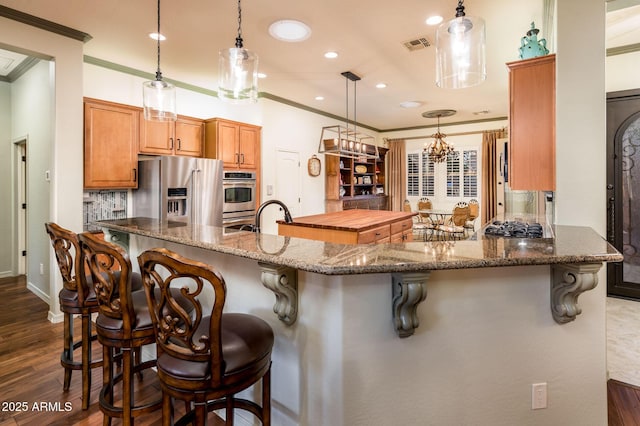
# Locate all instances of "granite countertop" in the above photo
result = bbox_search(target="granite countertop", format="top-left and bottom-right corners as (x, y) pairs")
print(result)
(97, 217), (622, 276)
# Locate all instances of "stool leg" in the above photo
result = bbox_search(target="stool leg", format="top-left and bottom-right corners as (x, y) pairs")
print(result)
(162, 393), (172, 426)
(226, 396), (234, 425)
(122, 348), (133, 426)
(81, 313), (92, 410)
(62, 312), (73, 391)
(263, 368), (271, 426)
(102, 345), (113, 426)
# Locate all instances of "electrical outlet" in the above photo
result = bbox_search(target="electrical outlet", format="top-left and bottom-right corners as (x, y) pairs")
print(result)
(39, 263), (44, 275)
(532, 382), (547, 410)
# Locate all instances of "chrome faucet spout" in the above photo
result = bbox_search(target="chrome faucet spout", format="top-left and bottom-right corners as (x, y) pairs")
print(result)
(255, 200), (293, 233)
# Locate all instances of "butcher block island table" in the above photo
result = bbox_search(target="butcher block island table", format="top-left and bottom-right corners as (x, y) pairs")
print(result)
(277, 209), (415, 244)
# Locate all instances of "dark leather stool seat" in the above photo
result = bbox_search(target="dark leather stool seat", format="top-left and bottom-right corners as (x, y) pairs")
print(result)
(138, 247), (274, 426)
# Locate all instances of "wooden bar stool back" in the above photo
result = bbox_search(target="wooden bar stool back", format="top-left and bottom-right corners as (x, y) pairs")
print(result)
(78, 232), (160, 425)
(138, 248), (274, 426)
(45, 222), (102, 410)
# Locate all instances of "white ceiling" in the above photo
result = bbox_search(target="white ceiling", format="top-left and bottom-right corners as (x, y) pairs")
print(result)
(0, 0), (639, 131)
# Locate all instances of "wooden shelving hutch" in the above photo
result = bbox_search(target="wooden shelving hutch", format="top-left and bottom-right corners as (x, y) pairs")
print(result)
(325, 146), (388, 212)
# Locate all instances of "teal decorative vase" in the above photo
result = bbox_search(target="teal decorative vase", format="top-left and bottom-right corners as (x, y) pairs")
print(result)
(519, 22), (549, 59)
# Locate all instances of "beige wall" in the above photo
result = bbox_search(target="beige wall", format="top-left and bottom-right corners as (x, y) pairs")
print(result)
(0, 16), (84, 320)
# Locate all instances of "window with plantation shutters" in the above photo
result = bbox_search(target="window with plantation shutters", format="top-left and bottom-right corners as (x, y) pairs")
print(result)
(463, 150), (478, 197)
(407, 153), (419, 196)
(421, 152), (435, 197)
(446, 151), (460, 197)
(406, 147), (479, 202)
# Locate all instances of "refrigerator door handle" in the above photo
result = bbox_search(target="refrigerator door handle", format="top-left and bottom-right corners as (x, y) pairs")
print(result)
(191, 169), (199, 225)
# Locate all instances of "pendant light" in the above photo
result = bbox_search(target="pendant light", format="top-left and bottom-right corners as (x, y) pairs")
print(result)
(218, 0), (259, 103)
(318, 71), (378, 161)
(142, 0), (177, 121)
(423, 110), (456, 163)
(435, 0), (486, 89)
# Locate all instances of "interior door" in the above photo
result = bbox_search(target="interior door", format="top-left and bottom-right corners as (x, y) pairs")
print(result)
(607, 89), (640, 299)
(276, 150), (301, 218)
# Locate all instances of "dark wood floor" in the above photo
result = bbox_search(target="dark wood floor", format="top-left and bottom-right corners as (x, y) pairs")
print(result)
(0, 275), (224, 426)
(609, 379), (640, 425)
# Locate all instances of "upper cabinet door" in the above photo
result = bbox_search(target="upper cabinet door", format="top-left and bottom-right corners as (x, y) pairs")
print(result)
(507, 54), (556, 191)
(139, 118), (173, 155)
(238, 125), (260, 169)
(174, 118), (204, 157)
(84, 99), (139, 189)
(217, 120), (239, 167)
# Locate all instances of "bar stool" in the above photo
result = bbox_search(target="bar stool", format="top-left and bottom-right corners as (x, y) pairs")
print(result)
(45, 222), (102, 410)
(138, 247), (274, 426)
(78, 231), (161, 425)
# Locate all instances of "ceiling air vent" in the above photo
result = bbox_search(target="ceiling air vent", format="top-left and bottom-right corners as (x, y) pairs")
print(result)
(403, 37), (431, 52)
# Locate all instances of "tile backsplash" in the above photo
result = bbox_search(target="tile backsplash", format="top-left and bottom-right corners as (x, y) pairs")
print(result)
(83, 190), (128, 231)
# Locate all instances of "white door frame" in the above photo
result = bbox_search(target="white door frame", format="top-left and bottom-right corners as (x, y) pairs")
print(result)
(13, 137), (28, 276)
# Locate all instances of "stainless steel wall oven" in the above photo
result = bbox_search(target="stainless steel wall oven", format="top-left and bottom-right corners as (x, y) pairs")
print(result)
(222, 171), (256, 229)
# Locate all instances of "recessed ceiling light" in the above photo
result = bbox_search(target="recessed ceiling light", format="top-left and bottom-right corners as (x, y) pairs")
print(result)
(324, 51), (338, 59)
(269, 20), (311, 42)
(149, 32), (166, 41)
(400, 101), (423, 108)
(426, 15), (443, 26)
(315, 96), (324, 101)
(257, 72), (267, 79)
(376, 83), (387, 89)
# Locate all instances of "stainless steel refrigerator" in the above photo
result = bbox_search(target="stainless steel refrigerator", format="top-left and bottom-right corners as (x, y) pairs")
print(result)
(133, 156), (224, 227)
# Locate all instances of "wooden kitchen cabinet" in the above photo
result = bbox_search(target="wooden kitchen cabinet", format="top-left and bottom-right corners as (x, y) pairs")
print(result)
(204, 118), (261, 169)
(84, 98), (139, 189)
(506, 54), (555, 191)
(139, 115), (204, 157)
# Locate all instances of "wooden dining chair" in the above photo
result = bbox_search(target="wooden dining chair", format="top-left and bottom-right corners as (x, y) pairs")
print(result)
(137, 247), (274, 425)
(465, 199), (480, 233)
(438, 204), (470, 240)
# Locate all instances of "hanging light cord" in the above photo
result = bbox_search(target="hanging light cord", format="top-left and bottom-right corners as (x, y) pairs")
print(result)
(155, 0), (162, 81)
(455, 0), (465, 17)
(235, 0), (244, 48)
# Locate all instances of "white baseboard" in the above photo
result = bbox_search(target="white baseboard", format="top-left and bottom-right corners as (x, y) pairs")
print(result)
(0, 270), (14, 279)
(26, 280), (51, 305)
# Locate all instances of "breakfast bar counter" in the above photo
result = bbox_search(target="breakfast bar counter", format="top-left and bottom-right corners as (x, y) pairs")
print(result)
(97, 217), (620, 276)
(97, 216), (622, 426)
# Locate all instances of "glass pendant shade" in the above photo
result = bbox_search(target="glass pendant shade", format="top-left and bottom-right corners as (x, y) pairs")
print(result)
(218, 47), (259, 104)
(143, 79), (177, 121)
(142, 0), (176, 121)
(435, 14), (486, 89)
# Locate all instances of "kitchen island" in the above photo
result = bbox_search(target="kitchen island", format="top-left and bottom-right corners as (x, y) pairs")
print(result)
(98, 217), (621, 426)
(277, 209), (415, 243)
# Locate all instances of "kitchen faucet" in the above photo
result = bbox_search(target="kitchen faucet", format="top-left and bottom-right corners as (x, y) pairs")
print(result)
(255, 200), (293, 233)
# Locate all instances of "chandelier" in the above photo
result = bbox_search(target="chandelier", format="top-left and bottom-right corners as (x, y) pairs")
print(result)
(423, 110), (456, 163)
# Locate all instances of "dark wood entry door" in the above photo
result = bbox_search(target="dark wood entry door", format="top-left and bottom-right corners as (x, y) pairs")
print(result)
(607, 89), (640, 299)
